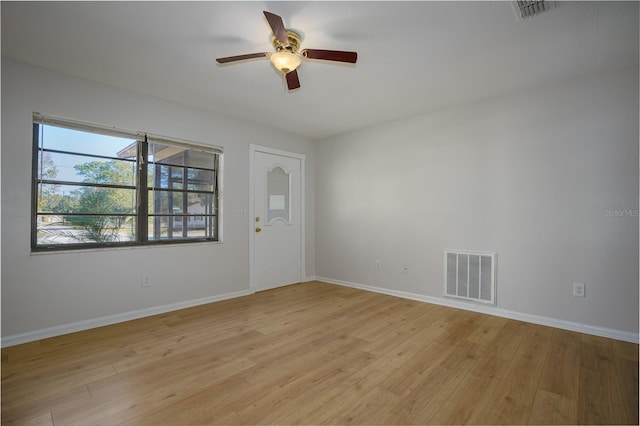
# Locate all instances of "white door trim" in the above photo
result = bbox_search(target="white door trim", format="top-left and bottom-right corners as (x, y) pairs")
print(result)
(249, 145), (306, 292)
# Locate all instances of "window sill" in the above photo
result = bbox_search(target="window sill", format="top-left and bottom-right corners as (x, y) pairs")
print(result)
(30, 240), (223, 256)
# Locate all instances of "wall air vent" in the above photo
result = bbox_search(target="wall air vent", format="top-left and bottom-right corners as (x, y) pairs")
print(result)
(444, 250), (497, 305)
(513, 1), (556, 21)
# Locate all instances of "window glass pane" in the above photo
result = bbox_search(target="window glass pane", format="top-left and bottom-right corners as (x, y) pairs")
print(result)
(41, 125), (136, 158)
(184, 224), (215, 238)
(186, 197), (214, 214)
(187, 169), (215, 191)
(148, 190), (182, 215)
(149, 164), (183, 190)
(148, 142), (216, 169)
(146, 215), (215, 241)
(38, 151), (135, 186)
(147, 216), (171, 241)
(34, 123), (139, 248)
(37, 183), (81, 213)
(149, 165), (214, 192)
(148, 192), (214, 214)
(36, 214), (135, 245)
(267, 166), (290, 223)
(148, 165), (214, 192)
(144, 140), (218, 243)
(38, 184), (135, 215)
(71, 187), (135, 215)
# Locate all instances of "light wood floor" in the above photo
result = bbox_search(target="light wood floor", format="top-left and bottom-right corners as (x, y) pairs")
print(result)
(2, 281), (638, 425)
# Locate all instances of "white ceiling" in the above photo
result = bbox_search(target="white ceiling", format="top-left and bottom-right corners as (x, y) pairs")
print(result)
(2, 1), (638, 140)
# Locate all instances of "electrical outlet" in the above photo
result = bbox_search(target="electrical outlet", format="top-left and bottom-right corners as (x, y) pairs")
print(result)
(573, 282), (585, 297)
(375, 259), (382, 271)
(402, 264), (409, 274)
(142, 275), (152, 288)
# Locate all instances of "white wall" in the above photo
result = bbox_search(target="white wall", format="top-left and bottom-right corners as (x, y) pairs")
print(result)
(2, 59), (637, 344)
(1, 60), (316, 340)
(316, 68), (639, 338)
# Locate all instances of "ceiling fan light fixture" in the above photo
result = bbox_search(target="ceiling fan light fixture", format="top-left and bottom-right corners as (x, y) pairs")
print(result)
(269, 51), (302, 74)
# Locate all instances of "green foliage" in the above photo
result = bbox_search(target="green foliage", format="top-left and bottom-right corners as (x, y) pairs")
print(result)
(37, 152), (60, 211)
(64, 160), (136, 243)
(40, 193), (78, 213)
(74, 160), (134, 186)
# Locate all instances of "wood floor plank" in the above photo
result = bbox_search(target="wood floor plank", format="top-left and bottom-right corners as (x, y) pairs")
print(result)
(13, 412), (54, 426)
(260, 356), (387, 425)
(317, 372), (400, 425)
(112, 328), (264, 373)
(383, 343), (447, 393)
(1, 385), (91, 425)
(434, 309), (483, 347)
(1, 340), (42, 362)
(538, 329), (581, 399)
(469, 347), (513, 380)
(482, 318), (530, 362)
(125, 375), (247, 425)
(428, 374), (500, 425)
(612, 338), (639, 361)
(529, 388), (578, 425)
(611, 338), (639, 424)
(384, 341), (482, 424)
(465, 314), (509, 345)
(615, 356), (639, 424)
(578, 339), (630, 425)
(1, 363), (117, 409)
(54, 354), (256, 424)
(475, 324), (554, 424)
(1, 281), (637, 425)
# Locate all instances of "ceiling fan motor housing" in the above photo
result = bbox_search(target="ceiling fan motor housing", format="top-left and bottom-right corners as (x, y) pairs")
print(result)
(273, 30), (302, 53)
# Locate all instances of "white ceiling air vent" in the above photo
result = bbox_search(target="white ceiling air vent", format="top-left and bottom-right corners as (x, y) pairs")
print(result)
(513, 1), (556, 21)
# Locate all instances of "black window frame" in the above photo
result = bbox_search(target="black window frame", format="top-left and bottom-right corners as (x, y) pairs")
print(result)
(31, 114), (221, 252)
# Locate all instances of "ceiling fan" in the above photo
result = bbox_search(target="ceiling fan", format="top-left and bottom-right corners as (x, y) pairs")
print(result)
(216, 11), (358, 91)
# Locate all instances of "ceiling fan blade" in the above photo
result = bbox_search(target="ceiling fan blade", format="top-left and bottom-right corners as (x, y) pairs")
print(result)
(302, 49), (358, 63)
(216, 52), (268, 63)
(263, 11), (289, 44)
(286, 70), (301, 90)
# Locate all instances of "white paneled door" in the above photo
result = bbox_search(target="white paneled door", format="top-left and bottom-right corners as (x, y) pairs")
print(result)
(251, 147), (304, 291)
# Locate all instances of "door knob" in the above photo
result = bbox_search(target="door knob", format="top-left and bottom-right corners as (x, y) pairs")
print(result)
(255, 227), (262, 233)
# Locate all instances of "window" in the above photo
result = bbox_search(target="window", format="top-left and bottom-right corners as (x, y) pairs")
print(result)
(32, 114), (221, 251)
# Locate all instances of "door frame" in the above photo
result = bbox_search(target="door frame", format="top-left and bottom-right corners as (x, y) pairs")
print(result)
(249, 144), (306, 292)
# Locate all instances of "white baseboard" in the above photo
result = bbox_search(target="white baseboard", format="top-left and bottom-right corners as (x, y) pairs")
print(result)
(318, 276), (639, 344)
(1, 289), (253, 348)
